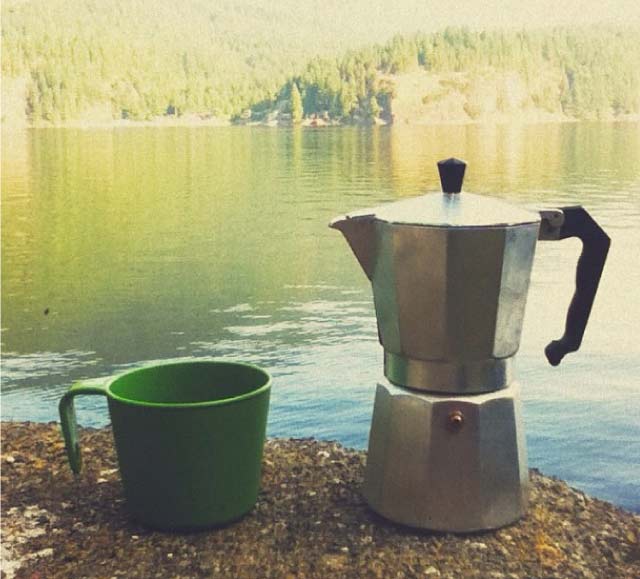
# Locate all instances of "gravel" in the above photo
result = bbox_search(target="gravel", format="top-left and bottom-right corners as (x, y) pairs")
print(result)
(1, 421), (639, 578)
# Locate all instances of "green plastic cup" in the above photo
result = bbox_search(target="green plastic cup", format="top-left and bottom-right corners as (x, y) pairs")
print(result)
(59, 360), (271, 530)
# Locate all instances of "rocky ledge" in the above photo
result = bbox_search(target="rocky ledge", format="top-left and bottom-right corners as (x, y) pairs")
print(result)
(1, 422), (639, 579)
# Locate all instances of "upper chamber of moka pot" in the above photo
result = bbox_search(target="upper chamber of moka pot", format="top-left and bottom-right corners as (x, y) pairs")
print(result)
(330, 159), (542, 394)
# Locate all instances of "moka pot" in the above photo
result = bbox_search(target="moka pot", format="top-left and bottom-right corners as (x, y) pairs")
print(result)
(330, 158), (610, 531)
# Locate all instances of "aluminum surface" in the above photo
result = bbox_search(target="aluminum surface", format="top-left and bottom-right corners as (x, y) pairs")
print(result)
(363, 378), (529, 532)
(384, 353), (512, 393)
(336, 191), (540, 228)
(338, 219), (539, 392)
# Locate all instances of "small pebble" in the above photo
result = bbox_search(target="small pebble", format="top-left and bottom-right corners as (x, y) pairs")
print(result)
(470, 542), (488, 550)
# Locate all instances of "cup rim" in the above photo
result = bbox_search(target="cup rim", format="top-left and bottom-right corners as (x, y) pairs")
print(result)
(105, 359), (271, 409)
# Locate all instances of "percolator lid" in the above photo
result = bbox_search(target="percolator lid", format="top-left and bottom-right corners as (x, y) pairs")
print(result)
(343, 158), (540, 228)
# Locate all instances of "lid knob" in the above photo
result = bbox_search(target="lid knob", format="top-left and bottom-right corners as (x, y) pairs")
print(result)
(437, 158), (466, 194)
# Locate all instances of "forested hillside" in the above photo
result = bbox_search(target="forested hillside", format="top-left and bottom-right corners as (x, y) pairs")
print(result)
(282, 28), (640, 124)
(2, 0), (639, 125)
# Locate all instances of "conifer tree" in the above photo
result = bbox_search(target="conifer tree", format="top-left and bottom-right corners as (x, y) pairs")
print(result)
(291, 82), (303, 124)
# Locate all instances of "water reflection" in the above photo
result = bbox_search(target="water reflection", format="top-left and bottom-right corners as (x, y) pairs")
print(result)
(2, 123), (639, 510)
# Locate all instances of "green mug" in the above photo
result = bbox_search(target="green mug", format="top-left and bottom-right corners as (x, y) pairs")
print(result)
(59, 360), (271, 530)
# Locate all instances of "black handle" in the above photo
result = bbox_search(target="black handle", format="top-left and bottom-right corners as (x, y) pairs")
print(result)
(545, 206), (610, 366)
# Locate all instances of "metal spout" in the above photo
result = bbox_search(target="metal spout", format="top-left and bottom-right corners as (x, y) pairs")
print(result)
(329, 215), (377, 280)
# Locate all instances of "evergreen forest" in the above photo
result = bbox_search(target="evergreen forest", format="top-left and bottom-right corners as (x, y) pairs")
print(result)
(2, 0), (639, 125)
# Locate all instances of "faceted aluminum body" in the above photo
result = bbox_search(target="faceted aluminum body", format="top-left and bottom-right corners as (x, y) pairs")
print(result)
(330, 187), (541, 532)
(363, 379), (529, 532)
(371, 221), (539, 392)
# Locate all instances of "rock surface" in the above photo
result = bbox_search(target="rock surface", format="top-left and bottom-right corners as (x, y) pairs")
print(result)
(1, 421), (639, 578)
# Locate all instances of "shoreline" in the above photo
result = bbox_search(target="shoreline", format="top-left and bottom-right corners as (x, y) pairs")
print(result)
(2, 421), (639, 578)
(3, 114), (639, 132)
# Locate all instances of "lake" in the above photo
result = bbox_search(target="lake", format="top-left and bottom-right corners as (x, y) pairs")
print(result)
(2, 123), (639, 512)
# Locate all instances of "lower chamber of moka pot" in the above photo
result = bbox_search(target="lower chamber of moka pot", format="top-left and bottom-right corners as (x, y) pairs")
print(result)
(363, 378), (529, 532)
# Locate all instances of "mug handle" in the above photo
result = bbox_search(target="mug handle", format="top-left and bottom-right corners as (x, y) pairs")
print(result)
(59, 378), (109, 474)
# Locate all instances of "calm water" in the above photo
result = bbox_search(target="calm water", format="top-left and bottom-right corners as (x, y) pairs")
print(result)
(2, 123), (639, 511)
